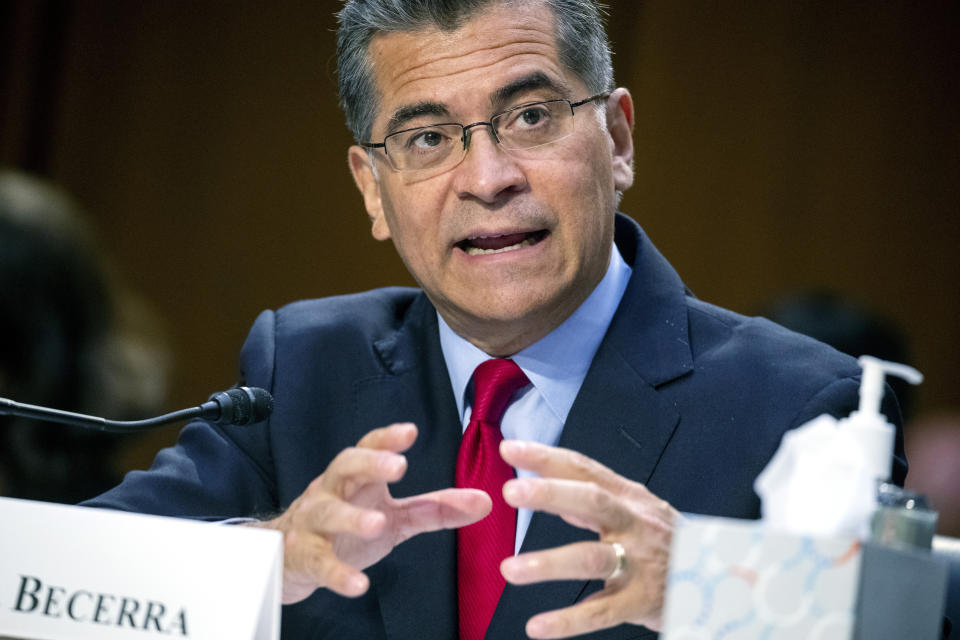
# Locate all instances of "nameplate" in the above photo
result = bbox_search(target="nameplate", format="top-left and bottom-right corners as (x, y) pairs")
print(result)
(0, 497), (282, 640)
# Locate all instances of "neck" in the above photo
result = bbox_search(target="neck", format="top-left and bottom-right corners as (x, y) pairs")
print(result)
(438, 289), (595, 357)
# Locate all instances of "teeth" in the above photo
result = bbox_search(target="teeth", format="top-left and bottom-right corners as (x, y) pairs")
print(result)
(464, 238), (535, 256)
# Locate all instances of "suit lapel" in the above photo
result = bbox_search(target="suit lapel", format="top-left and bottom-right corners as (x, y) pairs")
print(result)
(490, 358), (681, 638)
(354, 296), (462, 640)
(489, 215), (694, 638)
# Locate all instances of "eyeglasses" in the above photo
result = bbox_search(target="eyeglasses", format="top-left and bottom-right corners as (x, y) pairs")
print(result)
(360, 94), (609, 175)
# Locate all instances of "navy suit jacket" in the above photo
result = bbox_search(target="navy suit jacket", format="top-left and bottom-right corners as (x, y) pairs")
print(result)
(87, 214), (906, 639)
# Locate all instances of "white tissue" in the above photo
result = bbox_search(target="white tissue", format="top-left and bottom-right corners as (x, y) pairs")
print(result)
(754, 414), (877, 538)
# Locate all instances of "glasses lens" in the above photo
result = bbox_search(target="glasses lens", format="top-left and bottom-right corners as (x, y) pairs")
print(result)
(494, 100), (574, 151)
(384, 124), (464, 171)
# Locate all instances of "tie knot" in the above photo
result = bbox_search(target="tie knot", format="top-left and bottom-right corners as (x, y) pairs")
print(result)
(470, 358), (530, 425)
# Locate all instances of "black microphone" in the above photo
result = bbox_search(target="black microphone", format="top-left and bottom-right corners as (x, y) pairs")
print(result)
(0, 387), (273, 433)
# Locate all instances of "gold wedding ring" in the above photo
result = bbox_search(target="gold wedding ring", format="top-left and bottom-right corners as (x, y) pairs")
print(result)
(606, 541), (627, 580)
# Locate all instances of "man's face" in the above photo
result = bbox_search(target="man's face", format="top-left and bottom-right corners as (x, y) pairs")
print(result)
(348, 2), (634, 355)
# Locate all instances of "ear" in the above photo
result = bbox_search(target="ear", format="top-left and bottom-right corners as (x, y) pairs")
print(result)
(348, 145), (391, 241)
(605, 88), (635, 192)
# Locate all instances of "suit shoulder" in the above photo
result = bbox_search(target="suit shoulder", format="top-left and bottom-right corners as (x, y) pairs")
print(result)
(685, 296), (860, 385)
(237, 287), (426, 391)
(273, 287), (422, 340)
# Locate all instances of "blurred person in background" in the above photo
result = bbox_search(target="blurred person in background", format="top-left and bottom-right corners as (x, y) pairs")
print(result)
(0, 169), (171, 503)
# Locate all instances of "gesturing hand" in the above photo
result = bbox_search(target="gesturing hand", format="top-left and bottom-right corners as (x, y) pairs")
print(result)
(254, 423), (491, 604)
(499, 439), (678, 639)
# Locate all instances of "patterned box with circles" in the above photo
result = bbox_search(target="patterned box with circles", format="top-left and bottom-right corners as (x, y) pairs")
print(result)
(663, 516), (863, 640)
(662, 515), (947, 640)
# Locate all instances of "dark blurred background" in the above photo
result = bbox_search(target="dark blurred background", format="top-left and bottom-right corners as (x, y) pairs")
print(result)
(1, 2), (957, 508)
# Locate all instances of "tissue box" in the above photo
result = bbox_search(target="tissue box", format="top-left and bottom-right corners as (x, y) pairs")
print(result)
(662, 515), (947, 640)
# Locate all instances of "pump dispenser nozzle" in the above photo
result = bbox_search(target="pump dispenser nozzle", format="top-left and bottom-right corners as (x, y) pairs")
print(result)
(846, 356), (923, 483)
(856, 355), (923, 416)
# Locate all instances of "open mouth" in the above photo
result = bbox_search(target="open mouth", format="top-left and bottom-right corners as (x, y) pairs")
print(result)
(456, 230), (549, 256)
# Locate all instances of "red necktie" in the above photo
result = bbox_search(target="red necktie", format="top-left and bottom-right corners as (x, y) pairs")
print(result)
(456, 358), (530, 640)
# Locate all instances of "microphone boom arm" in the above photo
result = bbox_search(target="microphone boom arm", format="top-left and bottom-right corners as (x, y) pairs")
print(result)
(0, 387), (272, 433)
(0, 399), (202, 433)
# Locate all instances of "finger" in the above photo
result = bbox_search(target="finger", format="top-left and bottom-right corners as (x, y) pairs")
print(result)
(502, 441), (671, 516)
(501, 440), (633, 492)
(297, 496), (387, 539)
(501, 541), (620, 585)
(524, 589), (633, 639)
(391, 488), (492, 541)
(322, 564), (369, 599)
(282, 529), (370, 600)
(356, 422), (418, 452)
(319, 446), (408, 494)
(502, 477), (633, 534)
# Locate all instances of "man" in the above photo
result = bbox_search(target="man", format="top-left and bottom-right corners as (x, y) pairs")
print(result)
(87, 1), (906, 638)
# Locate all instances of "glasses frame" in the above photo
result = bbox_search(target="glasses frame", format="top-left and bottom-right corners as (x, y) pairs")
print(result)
(360, 93), (610, 173)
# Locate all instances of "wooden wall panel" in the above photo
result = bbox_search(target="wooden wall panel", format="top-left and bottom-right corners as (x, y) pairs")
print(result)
(618, 2), (959, 416)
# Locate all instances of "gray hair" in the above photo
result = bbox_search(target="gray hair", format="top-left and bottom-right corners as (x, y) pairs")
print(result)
(336, 0), (614, 142)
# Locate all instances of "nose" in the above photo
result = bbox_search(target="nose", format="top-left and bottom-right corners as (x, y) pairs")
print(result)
(451, 123), (527, 205)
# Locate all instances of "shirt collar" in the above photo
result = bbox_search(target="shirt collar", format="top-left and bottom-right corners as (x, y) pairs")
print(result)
(438, 242), (632, 423)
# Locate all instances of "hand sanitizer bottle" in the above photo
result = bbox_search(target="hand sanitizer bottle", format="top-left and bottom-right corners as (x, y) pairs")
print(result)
(754, 355), (923, 538)
(842, 355), (923, 484)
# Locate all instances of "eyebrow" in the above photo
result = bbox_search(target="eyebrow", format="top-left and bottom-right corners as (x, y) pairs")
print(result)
(491, 72), (574, 110)
(386, 102), (451, 134)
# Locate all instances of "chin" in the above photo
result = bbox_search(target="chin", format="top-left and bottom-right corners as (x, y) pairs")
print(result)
(464, 292), (568, 332)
